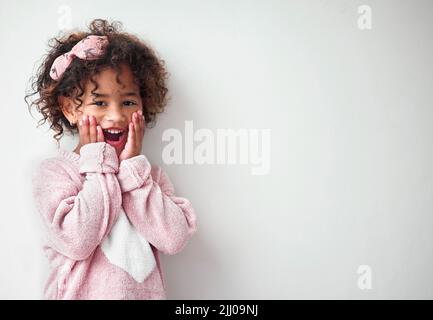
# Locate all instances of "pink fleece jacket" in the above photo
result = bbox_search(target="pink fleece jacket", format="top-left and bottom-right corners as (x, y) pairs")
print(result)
(31, 142), (197, 299)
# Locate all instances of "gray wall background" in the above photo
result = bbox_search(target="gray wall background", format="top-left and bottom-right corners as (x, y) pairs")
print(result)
(1, 0), (432, 299)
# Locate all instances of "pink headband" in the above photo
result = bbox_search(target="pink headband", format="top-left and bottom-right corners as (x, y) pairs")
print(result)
(49, 35), (109, 80)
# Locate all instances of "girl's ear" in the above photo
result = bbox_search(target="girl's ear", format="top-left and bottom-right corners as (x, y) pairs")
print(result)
(59, 95), (80, 125)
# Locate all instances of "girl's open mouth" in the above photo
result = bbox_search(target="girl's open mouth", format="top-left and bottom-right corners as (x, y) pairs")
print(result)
(103, 128), (127, 147)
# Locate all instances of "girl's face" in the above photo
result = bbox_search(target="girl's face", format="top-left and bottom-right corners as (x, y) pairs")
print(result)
(63, 63), (143, 155)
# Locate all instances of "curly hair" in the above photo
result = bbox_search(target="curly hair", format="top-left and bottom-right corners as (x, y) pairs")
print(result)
(25, 19), (170, 142)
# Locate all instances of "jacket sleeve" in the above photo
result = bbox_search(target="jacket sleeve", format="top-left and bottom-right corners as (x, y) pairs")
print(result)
(32, 142), (122, 261)
(117, 155), (197, 255)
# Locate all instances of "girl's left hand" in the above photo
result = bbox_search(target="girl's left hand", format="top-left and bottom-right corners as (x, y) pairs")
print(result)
(119, 110), (145, 162)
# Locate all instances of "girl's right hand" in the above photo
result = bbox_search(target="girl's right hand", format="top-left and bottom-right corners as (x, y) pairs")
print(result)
(74, 115), (105, 155)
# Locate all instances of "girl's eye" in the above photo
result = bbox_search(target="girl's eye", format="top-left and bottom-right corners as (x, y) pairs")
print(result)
(123, 100), (137, 106)
(93, 101), (106, 107)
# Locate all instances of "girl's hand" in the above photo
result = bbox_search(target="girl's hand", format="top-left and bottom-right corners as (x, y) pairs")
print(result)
(74, 115), (105, 155)
(119, 110), (145, 162)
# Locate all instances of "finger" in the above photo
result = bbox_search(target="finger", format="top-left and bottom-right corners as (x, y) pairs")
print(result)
(121, 122), (133, 156)
(81, 115), (89, 145)
(139, 112), (145, 135)
(137, 109), (145, 134)
(96, 125), (105, 142)
(78, 119), (83, 142)
(130, 121), (137, 150)
(138, 114), (145, 149)
(135, 113), (143, 150)
(89, 116), (97, 143)
(134, 113), (141, 137)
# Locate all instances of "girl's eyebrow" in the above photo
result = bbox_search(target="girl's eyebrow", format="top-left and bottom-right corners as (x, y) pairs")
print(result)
(91, 92), (109, 98)
(121, 92), (139, 97)
(91, 92), (138, 97)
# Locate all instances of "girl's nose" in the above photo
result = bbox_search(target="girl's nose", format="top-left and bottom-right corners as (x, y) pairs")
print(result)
(104, 106), (127, 123)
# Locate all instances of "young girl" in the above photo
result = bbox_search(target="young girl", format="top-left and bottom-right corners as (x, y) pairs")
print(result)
(27, 19), (197, 300)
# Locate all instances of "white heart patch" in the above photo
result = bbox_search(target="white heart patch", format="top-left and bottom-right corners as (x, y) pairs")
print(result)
(101, 206), (156, 282)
